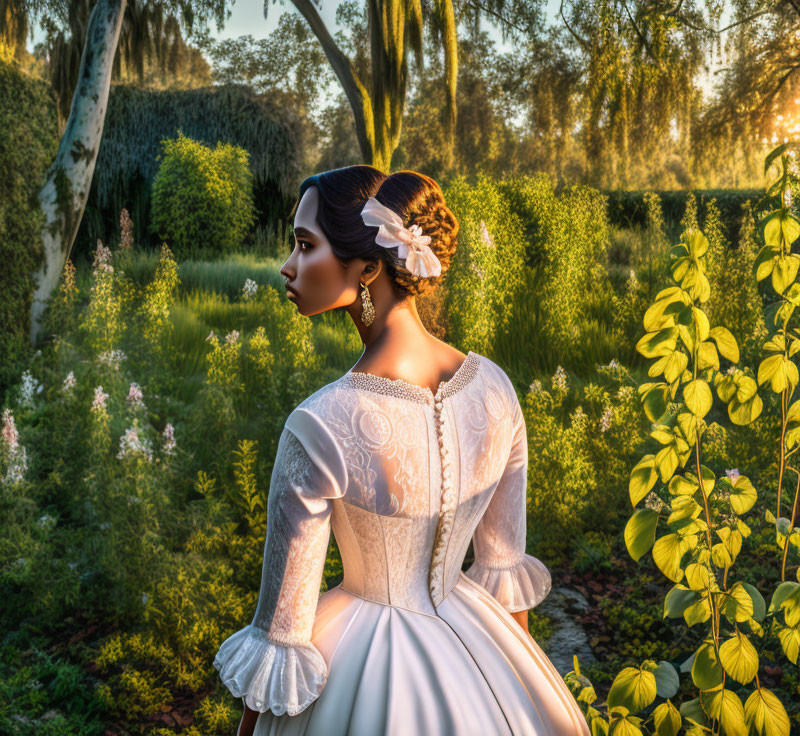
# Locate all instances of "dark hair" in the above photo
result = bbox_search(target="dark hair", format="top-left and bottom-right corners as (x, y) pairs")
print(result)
(296, 166), (459, 299)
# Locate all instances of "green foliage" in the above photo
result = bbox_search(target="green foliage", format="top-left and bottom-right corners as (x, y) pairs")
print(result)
(606, 189), (763, 244)
(150, 133), (257, 257)
(522, 362), (649, 561)
(567, 145), (800, 735)
(444, 173), (614, 374)
(0, 57), (58, 398)
(77, 83), (305, 259)
(443, 173), (527, 356)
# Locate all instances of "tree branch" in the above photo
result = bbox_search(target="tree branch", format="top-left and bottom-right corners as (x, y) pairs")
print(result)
(559, 0), (588, 52)
(288, 0), (373, 162)
(460, 0), (530, 35)
(622, 0), (655, 60)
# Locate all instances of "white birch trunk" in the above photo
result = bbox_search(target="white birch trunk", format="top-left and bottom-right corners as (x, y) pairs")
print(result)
(29, 0), (127, 344)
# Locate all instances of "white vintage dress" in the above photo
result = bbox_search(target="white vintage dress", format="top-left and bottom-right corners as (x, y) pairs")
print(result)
(213, 351), (590, 735)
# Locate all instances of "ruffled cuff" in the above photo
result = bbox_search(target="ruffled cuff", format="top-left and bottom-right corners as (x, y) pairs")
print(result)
(464, 553), (552, 612)
(213, 624), (327, 716)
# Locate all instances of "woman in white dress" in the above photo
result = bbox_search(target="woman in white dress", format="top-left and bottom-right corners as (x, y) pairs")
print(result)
(213, 166), (591, 736)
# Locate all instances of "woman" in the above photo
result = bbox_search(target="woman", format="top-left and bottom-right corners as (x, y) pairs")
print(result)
(213, 165), (590, 736)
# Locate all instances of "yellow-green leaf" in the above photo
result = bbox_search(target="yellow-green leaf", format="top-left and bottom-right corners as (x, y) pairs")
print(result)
(744, 687), (791, 736)
(709, 326), (740, 363)
(691, 641), (723, 690)
(652, 533), (688, 582)
(699, 687), (747, 736)
(607, 666), (657, 713)
(629, 456), (658, 507)
(625, 509), (659, 562)
(684, 379), (712, 418)
(652, 701), (681, 736)
(719, 632), (758, 685)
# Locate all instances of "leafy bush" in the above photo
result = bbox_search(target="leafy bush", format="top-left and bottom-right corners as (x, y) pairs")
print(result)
(566, 145), (800, 735)
(0, 57), (58, 398)
(150, 133), (256, 257)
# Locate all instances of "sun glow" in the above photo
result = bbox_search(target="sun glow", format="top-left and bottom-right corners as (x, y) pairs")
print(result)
(764, 97), (800, 146)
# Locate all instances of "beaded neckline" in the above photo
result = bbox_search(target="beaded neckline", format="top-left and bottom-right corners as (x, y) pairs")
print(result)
(341, 351), (481, 405)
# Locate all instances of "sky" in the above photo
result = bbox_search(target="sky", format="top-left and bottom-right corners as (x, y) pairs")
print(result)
(26, 0), (723, 103)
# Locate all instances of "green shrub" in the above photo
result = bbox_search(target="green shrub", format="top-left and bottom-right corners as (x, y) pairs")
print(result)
(150, 133), (256, 257)
(0, 58), (58, 399)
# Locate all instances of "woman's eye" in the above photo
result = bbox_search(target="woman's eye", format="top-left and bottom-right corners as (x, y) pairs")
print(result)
(298, 240), (312, 251)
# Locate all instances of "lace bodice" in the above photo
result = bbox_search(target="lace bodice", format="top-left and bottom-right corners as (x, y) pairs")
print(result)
(214, 351), (551, 715)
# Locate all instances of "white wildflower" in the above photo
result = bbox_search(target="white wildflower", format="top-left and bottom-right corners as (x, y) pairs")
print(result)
(1, 410), (27, 486)
(126, 382), (145, 410)
(162, 423), (176, 455)
(62, 371), (76, 392)
(480, 220), (495, 249)
(91, 386), (109, 413)
(2, 409), (19, 452)
(117, 421), (153, 462)
(725, 468), (740, 483)
(92, 240), (113, 274)
(206, 330), (217, 343)
(37, 514), (56, 528)
(529, 379), (543, 394)
(225, 330), (240, 345)
(97, 349), (127, 369)
(600, 406), (614, 432)
(552, 365), (568, 392)
(19, 370), (41, 407)
(242, 278), (258, 300)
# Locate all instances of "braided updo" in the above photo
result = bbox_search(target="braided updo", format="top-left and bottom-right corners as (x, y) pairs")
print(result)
(372, 171), (459, 298)
(295, 166), (458, 300)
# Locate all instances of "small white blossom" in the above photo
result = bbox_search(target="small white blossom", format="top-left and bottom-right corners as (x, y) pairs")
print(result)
(99, 521), (111, 531)
(117, 422), (153, 462)
(92, 240), (113, 274)
(91, 386), (109, 413)
(162, 423), (176, 455)
(600, 406), (614, 432)
(480, 220), (495, 249)
(529, 379), (543, 394)
(67, 561), (79, 570)
(141, 593), (149, 605)
(97, 349), (127, 369)
(2, 409), (19, 452)
(37, 514), (56, 528)
(206, 330), (217, 343)
(725, 468), (740, 483)
(552, 365), (568, 392)
(19, 370), (41, 407)
(225, 330), (240, 345)
(126, 382), (145, 410)
(242, 278), (258, 300)
(644, 491), (666, 512)
(62, 371), (76, 392)
(1, 410), (27, 485)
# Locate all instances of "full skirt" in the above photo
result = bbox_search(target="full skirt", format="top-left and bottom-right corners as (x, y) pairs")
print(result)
(251, 572), (590, 736)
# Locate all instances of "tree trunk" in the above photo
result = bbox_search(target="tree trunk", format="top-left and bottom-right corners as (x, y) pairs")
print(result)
(29, 0), (127, 344)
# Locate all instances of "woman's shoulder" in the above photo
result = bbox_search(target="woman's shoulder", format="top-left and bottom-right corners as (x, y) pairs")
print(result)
(471, 352), (517, 399)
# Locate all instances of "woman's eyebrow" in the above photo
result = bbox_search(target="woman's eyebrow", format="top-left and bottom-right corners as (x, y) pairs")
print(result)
(293, 227), (317, 239)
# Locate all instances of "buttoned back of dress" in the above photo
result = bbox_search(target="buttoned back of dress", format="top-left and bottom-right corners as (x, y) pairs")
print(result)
(213, 349), (568, 727)
(297, 351), (517, 615)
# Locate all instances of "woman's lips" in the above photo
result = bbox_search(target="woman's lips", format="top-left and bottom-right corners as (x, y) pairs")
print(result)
(285, 285), (298, 298)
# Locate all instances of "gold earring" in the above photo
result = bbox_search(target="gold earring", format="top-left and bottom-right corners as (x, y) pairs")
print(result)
(360, 281), (375, 326)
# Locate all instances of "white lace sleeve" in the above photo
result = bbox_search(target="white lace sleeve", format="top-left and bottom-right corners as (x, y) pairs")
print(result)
(213, 407), (348, 715)
(464, 391), (551, 613)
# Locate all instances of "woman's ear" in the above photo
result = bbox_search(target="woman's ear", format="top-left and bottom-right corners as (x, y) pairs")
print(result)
(362, 258), (383, 287)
